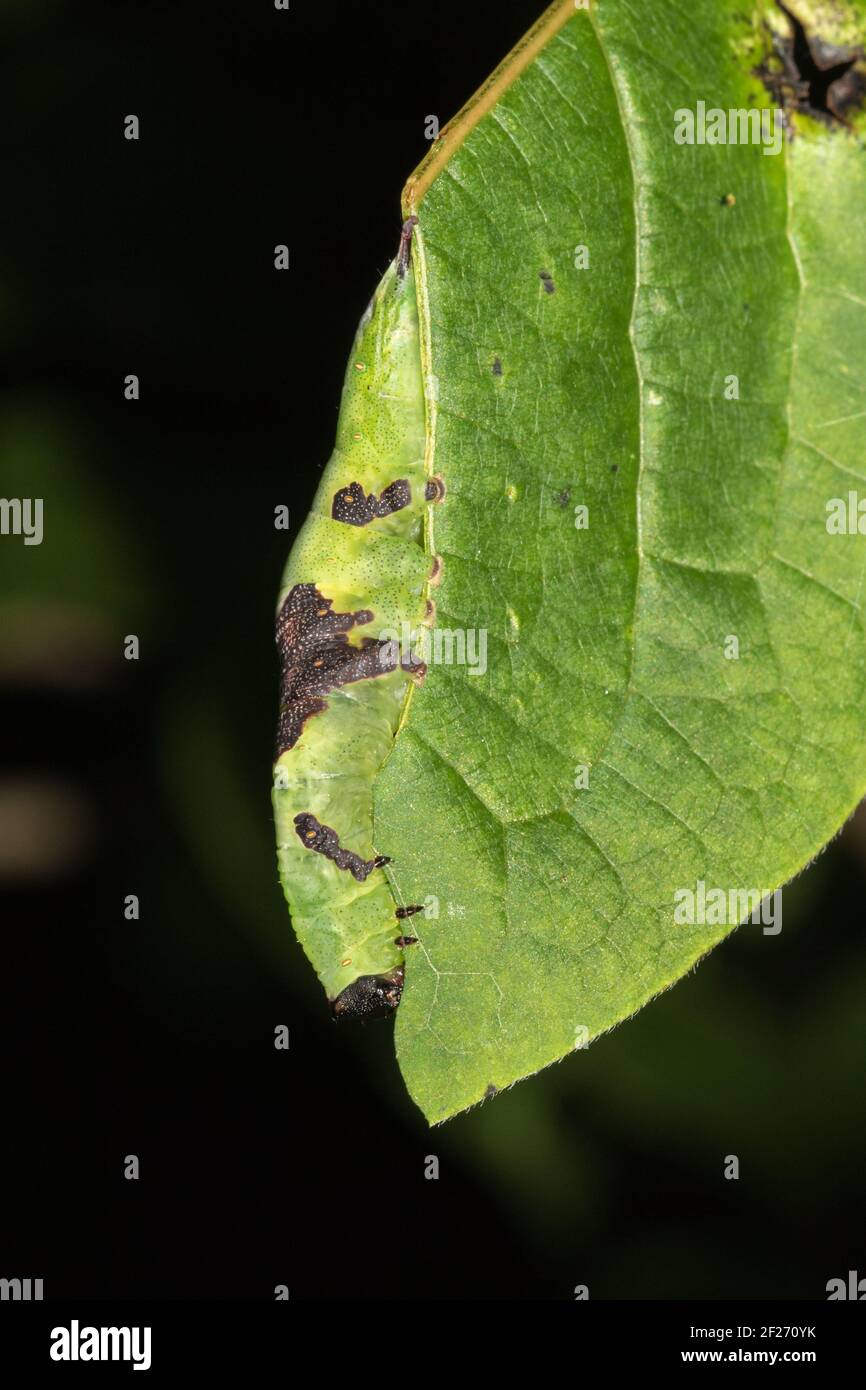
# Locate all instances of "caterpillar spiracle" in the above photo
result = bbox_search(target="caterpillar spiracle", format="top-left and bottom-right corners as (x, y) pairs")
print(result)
(272, 220), (439, 1018)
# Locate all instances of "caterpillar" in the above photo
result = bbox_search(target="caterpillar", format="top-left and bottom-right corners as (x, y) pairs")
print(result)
(272, 219), (436, 1018)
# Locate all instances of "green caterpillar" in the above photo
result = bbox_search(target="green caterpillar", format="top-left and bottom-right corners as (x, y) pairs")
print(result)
(272, 220), (437, 1017)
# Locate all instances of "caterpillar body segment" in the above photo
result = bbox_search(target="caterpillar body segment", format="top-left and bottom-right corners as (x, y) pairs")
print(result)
(273, 243), (432, 1012)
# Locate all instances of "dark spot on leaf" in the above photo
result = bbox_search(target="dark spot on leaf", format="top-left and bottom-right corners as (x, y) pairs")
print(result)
(396, 904), (424, 918)
(484, 1084), (498, 1099)
(429, 556), (443, 586)
(293, 812), (390, 882)
(394, 935), (418, 947)
(720, 192), (736, 207)
(611, 464), (619, 474)
(556, 488), (571, 507)
(332, 968), (404, 1019)
(331, 478), (411, 526)
(274, 584), (424, 756)
(758, 2), (864, 125)
(492, 357), (503, 376)
(425, 475), (446, 502)
(539, 269), (555, 294)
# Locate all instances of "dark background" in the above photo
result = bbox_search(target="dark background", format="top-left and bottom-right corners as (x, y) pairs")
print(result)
(1, 0), (864, 1301)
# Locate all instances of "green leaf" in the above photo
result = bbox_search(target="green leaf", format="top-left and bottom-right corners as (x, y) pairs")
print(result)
(378, 0), (866, 1122)
(275, 0), (866, 1122)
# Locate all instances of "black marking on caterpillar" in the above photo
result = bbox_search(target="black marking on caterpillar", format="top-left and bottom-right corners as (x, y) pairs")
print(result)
(425, 475), (446, 503)
(331, 478), (411, 526)
(332, 967), (404, 1019)
(395, 904), (424, 919)
(539, 269), (555, 294)
(275, 583), (424, 756)
(294, 812), (390, 882)
(762, 3), (864, 127)
(397, 216), (419, 279)
(394, 935), (418, 947)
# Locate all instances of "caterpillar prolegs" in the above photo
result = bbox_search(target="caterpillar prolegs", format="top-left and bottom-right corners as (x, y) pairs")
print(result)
(273, 221), (436, 1017)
